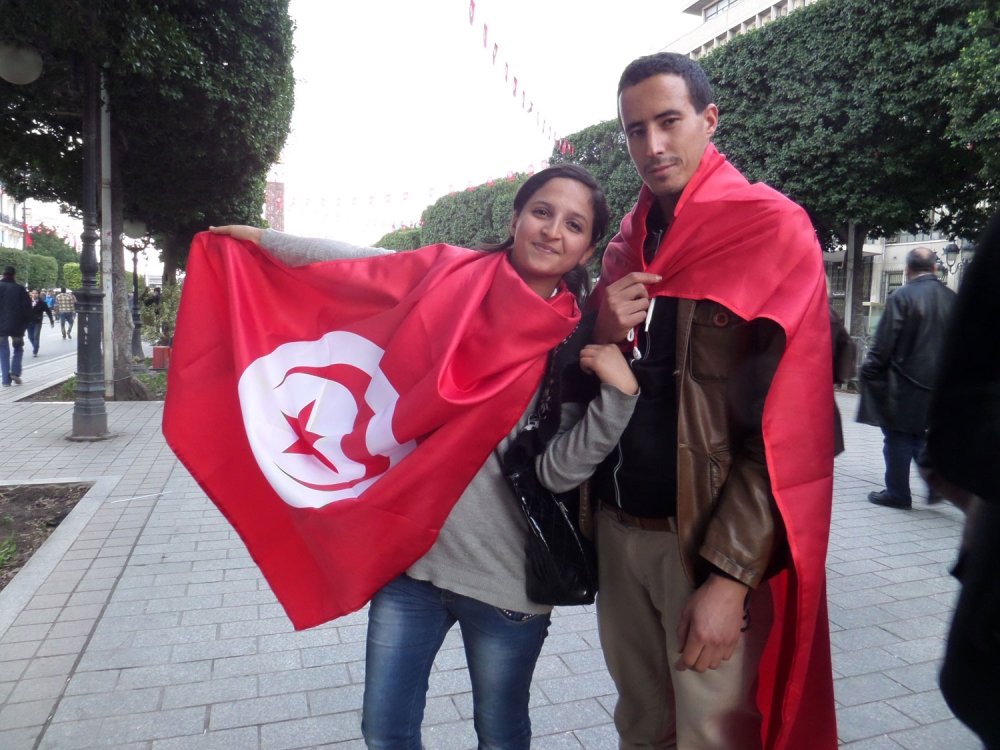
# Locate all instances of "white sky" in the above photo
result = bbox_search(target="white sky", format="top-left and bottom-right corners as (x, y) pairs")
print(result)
(279, 0), (699, 243)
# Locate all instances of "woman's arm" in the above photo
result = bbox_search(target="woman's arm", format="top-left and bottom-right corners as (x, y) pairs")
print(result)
(209, 225), (392, 267)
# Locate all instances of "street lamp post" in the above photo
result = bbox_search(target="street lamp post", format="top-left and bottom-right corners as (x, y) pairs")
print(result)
(126, 243), (146, 366)
(0, 42), (108, 438)
(942, 240), (975, 276)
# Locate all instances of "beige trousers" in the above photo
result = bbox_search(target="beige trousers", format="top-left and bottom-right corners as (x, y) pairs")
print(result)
(595, 508), (767, 750)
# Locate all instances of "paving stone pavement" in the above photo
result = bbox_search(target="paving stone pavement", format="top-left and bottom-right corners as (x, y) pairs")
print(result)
(0, 360), (985, 749)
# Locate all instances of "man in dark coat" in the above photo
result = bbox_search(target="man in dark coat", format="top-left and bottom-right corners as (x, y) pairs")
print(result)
(0, 265), (32, 387)
(858, 247), (955, 508)
(920, 210), (1000, 749)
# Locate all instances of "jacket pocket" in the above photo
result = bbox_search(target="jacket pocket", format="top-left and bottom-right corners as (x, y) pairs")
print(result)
(689, 302), (752, 381)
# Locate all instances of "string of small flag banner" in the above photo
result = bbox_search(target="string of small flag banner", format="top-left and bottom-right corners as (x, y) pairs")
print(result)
(285, 0), (577, 233)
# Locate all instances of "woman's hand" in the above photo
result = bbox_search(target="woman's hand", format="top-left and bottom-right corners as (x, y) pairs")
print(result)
(209, 225), (263, 244)
(579, 344), (639, 395)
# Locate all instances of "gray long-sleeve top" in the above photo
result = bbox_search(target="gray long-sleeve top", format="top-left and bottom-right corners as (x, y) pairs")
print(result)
(260, 229), (637, 613)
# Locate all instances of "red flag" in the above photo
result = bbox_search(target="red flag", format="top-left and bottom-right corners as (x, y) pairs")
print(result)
(164, 234), (579, 629)
(597, 144), (836, 749)
(23, 223), (32, 247)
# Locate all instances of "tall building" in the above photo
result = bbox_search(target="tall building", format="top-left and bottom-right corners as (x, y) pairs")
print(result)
(666, 0), (820, 58)
(264, 181), (285, 232)
(0, 182), (28, 251)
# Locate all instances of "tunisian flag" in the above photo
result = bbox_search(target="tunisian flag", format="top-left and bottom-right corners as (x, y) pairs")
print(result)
(164, 233), (579, 629)
(597, 144), (837, 750)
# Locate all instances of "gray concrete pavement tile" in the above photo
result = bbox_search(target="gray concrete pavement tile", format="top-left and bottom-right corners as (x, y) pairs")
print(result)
(306, 684), (365, 716)
(52, 686), (162, 722)
(881, 662), (943, 694)
(887, 690), (958, 724)
(538, 671), (616, 704)
(299, 642), (367, 669)
(889, 718), (983, 749)
(407, 720), (476, 750)
(35, 635), (89, 657)
(879, 616), (949, 641)
(57, 603), (107, 622)
(259, 712), (361, 749)
(839, 736), (906, 749)
(161, 675), (258, 710)
(6, 675), (67, 704)
(11, 607), (61, 627)
(212, 650), (302, 679)
(837, 702), (919, 743)
(0, 640), (40, 662)
(530, 654), (574, 681)
(1, 623), (52, 644)
(22, 654), (76, 679)
(0, 726), (43, 749)
(532, 731), (587, 749)
(151, 726), (260, 750)
(258, 628), (341, 654)
(180, 604), (259, 627)
(171, 637), (256, 663)
(115, 661), (213, 690)
(220, 590), (278, 607)
(63, 670), (120, 696)
(258, 664), (350, 697)
(94, 706), (207, 745)
(835, 673), (914, 706)
(831, 626), (904, 652)
(209, 693), (309, 731)
(529, 698), (614, 736)
(0, 697), (54, 730)
(833, 647), (911, 678)
(884, 637), (946, 667)
(78, 645), (171, 670)
(132, 624), (219, 648)
(217, 617), (291, 640)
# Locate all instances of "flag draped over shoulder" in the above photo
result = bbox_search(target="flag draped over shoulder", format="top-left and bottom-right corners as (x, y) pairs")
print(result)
(164, 233), (579, 629)
(597, 144), (837, 750)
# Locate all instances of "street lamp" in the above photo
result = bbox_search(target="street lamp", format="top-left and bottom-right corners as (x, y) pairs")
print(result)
(942, 240), (975, 275)
(123, 228), (148, 368)
(0, 41), (108, 439)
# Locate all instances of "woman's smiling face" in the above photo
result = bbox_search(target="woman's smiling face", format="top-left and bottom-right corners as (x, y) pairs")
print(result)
(508, 177), (597, 298)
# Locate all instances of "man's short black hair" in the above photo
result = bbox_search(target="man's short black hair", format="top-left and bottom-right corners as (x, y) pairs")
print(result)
(617, 52), (715, 113)
(2, 265), (15, 277)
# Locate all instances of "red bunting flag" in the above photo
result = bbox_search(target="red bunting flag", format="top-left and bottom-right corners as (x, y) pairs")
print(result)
(469, 0), (475, 24)
(163, 234), (579, 629)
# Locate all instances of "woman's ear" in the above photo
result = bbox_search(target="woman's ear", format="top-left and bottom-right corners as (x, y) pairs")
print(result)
(578, 244), (597, 267)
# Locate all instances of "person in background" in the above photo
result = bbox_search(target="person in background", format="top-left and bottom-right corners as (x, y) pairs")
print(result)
(858, 247), (955, 509)
(53, 287), (77, 340)
(26, 289), (55, 357)
(0, 265), (32, 387)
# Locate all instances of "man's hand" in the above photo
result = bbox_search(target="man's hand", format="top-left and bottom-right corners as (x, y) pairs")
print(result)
(209, 225), (263, 244)
(675, 573), (749, 673)
(594, 272), (662, 344)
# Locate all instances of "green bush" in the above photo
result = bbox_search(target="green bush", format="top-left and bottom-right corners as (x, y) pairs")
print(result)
(62, 263), (82, 290)
(0, 248), (60, 290)
(139, 281), (182, 346)
(373, 227), (423, 251)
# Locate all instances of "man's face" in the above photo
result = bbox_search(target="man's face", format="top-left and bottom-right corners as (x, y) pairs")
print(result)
(618, 74), (718, 213)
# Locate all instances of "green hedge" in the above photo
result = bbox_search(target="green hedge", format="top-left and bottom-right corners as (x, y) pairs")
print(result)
(0, 247), (60, 289)
(62, 263), (82, 290)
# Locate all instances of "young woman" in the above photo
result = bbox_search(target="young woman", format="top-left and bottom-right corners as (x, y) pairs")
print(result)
(212, 165), (638, 749)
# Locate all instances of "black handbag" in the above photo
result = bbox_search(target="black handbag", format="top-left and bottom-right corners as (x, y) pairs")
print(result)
(498, 324), (598, 606)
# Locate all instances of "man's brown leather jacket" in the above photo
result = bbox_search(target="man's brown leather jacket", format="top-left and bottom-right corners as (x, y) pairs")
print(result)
(675, 298), (786, 589)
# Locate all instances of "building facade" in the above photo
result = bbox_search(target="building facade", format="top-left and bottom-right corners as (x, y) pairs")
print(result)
(0, 182), (28, 251)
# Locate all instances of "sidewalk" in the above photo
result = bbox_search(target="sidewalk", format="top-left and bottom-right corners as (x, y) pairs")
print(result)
(0, 355), (984, 748)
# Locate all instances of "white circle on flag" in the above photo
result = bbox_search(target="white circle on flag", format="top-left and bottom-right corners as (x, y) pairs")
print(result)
(237, 331), (416, 508)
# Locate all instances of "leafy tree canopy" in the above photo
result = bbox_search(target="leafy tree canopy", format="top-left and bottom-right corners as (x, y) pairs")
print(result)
(699, 0), (989, 244)
(0, 0), (295, 274)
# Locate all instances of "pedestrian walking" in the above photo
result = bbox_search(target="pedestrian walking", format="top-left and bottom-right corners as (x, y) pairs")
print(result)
(26, 289), (55, 357)
(53, 287), (76, 339)
(858, 247), (955, 509)
(0, 265), (32, 387)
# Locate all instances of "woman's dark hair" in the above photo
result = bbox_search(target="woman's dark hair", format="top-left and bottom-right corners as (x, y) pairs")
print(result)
(482, 164), (610, 306)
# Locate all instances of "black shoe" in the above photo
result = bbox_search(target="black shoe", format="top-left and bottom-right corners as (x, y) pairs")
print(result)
(868, 490), (911, 509)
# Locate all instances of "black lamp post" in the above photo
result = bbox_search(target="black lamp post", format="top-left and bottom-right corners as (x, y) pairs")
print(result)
(126, 241), (146, 366)
(0, 42), (108, 438)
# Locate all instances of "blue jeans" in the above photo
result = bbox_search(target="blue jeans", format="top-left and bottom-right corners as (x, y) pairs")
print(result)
(59, 312), (74, 336)
(1, 335), (24, 385)
(882, 427), (925, 502)
(26, 322), (42, 354)
(362, 575), (550, 750)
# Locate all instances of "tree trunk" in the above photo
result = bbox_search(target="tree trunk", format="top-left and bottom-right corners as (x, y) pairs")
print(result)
(110, 130), (150, 401)
(844, 222), (869, 337)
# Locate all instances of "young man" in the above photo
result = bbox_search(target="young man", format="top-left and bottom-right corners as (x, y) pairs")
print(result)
(590, 53), (836, 749)
(54, 287), (76, 339)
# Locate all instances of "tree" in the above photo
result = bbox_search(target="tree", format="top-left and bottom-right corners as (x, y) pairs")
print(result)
(27, 224), (78, 286)
(699, 0), (988, 332)
(0, 0), (294, 397)
(941, 1), (1000, 195)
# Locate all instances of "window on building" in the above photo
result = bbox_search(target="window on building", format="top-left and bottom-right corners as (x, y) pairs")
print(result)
(827, 261), (847, 297)
(883, 270), (904, 298)
(704, 0), (738, 21)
